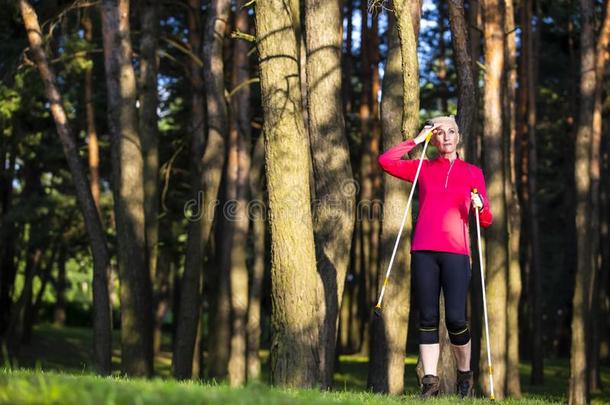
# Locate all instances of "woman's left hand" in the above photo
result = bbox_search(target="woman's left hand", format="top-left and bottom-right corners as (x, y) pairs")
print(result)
(471, 192), (483, 210)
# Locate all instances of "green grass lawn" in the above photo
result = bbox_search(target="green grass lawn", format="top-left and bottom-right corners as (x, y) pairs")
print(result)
(1, 324), (608, 404)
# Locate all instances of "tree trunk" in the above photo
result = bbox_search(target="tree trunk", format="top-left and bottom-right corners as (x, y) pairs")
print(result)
(256, 0), (321, 387)
(173, 0), (206, 379)
(481, 0), (507, 398)
(153, 244), (171, 355)
(357, 0), (373, 358)
(466, 0), (482, 163)
(6, 243), (42, 354)
(437, 0), (449, 113)
(138, 0), (160, 289)
(569, 0), (596, 403)
(100, 0), (153, 377)
(20, 0), (112, 375)
(447, 0), (476, 158)
(516, 0), (531, 365)
(246, 134), (265, 381)
(82, 9), (101, 213)
(227, 0), (252, 386)
(23, 243), (60, 344)
(342, 0), (354, 115)
(304, 0), (355, 388)
(503, 0), (522, 396)
(587, 0), (610, 393)
(198, 0), (231, 380)
(521, 0), (544, 386)
(368, 2), (420, 393)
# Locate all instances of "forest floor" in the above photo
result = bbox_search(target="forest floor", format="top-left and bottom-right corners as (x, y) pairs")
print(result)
(0, 324), (608, 404)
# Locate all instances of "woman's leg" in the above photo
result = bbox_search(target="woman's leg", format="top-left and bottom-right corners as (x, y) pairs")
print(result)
(439, 253), (472, 371)
(412, 251), (441, 376)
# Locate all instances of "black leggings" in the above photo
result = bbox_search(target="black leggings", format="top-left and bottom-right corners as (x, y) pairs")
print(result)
(412, 250), (471, 346)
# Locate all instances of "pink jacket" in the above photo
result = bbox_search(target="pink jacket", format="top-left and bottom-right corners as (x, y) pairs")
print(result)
(378, 139), (493, 256)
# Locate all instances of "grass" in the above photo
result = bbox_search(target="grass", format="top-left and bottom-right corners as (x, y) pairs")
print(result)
(0, 324), (608, 404)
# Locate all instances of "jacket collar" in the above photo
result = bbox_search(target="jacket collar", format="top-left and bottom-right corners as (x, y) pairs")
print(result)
(434, 152), (461, 164)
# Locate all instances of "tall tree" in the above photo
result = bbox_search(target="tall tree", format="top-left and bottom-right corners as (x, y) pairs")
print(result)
(246, 135), (266, 381)
(447, 0), (476, 156)
(304, 0), (355, 388)
(256, 0), (321, 387)
(138, 0), (160, 294)
(503, 0), (522, 396)
(481, 0), (507, 398)
(226, 0), (252, 386)
(82, 9), (101, 213)
(588, 0), (610, 392)
(357, 0), (374, 358)
(200, 0), (231, 380)
(368, 0), (421, 394)
(19, 0), (112, 375)
(569, 0), (605, 403)
(173, 0), (205, 379)
(520, 0), (543, 385)
(101, 0), (154, 377)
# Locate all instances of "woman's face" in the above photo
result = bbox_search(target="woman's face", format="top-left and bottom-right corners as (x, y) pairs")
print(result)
(431, 125), (460, 154)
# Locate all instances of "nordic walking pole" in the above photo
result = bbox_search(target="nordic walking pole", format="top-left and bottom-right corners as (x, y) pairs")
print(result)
(473, 188), (495, 401)
(373, 127), (434, 316)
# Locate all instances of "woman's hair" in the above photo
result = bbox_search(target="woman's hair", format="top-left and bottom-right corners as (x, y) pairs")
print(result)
(428, 115), (459, 134)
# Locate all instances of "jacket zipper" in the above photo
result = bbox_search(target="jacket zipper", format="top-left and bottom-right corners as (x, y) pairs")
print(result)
(445, 159), (456, 189)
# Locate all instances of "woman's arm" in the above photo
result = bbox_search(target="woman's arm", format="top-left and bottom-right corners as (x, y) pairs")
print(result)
(377, 139), (423, 182)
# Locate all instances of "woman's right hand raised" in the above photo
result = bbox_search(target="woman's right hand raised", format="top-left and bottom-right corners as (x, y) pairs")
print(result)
(413, 122), (440, 145)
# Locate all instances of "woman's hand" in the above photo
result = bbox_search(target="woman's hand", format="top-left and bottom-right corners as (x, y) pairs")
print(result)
(414, 122), (440, 145)
(471, 192), (483, 210)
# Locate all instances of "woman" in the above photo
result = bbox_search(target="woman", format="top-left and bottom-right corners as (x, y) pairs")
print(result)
(377, 115), (493, 399)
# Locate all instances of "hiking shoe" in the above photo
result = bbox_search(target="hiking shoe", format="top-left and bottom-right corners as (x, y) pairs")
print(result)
(420, 374), (440, 399)
(456, 370), (474, 398)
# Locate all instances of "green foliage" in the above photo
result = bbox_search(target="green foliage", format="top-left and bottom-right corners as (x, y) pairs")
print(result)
(0, 82), (21, 122)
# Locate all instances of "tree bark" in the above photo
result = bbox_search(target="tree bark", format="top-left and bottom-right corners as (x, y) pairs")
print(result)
(357, 0), (373, 358)
(503, 0), (522, 396)
(173, 0), (206, 379)
(342, 0), (354, 115)
(19, 0), (112, 375)
(100, 0), (153, 377)
(481, 0), (507, 398)
(82, 9), (101, 213)
(227, 0), (252, 386)
(246, 134), (265, 381)
(256, 0), (321, 387)
(437, 1), (449, 113)
(368, 2), (420, 393)
(447, 0), (476, 157)
(569, 0), (596, 403)
(521, 0), (544, 386)
(466, 0), (482, 163)
(202, 0), (231, 380)
(304, 0), (355, 388)
(138, 0), (160, 290)
(587, 0), (610, 392)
